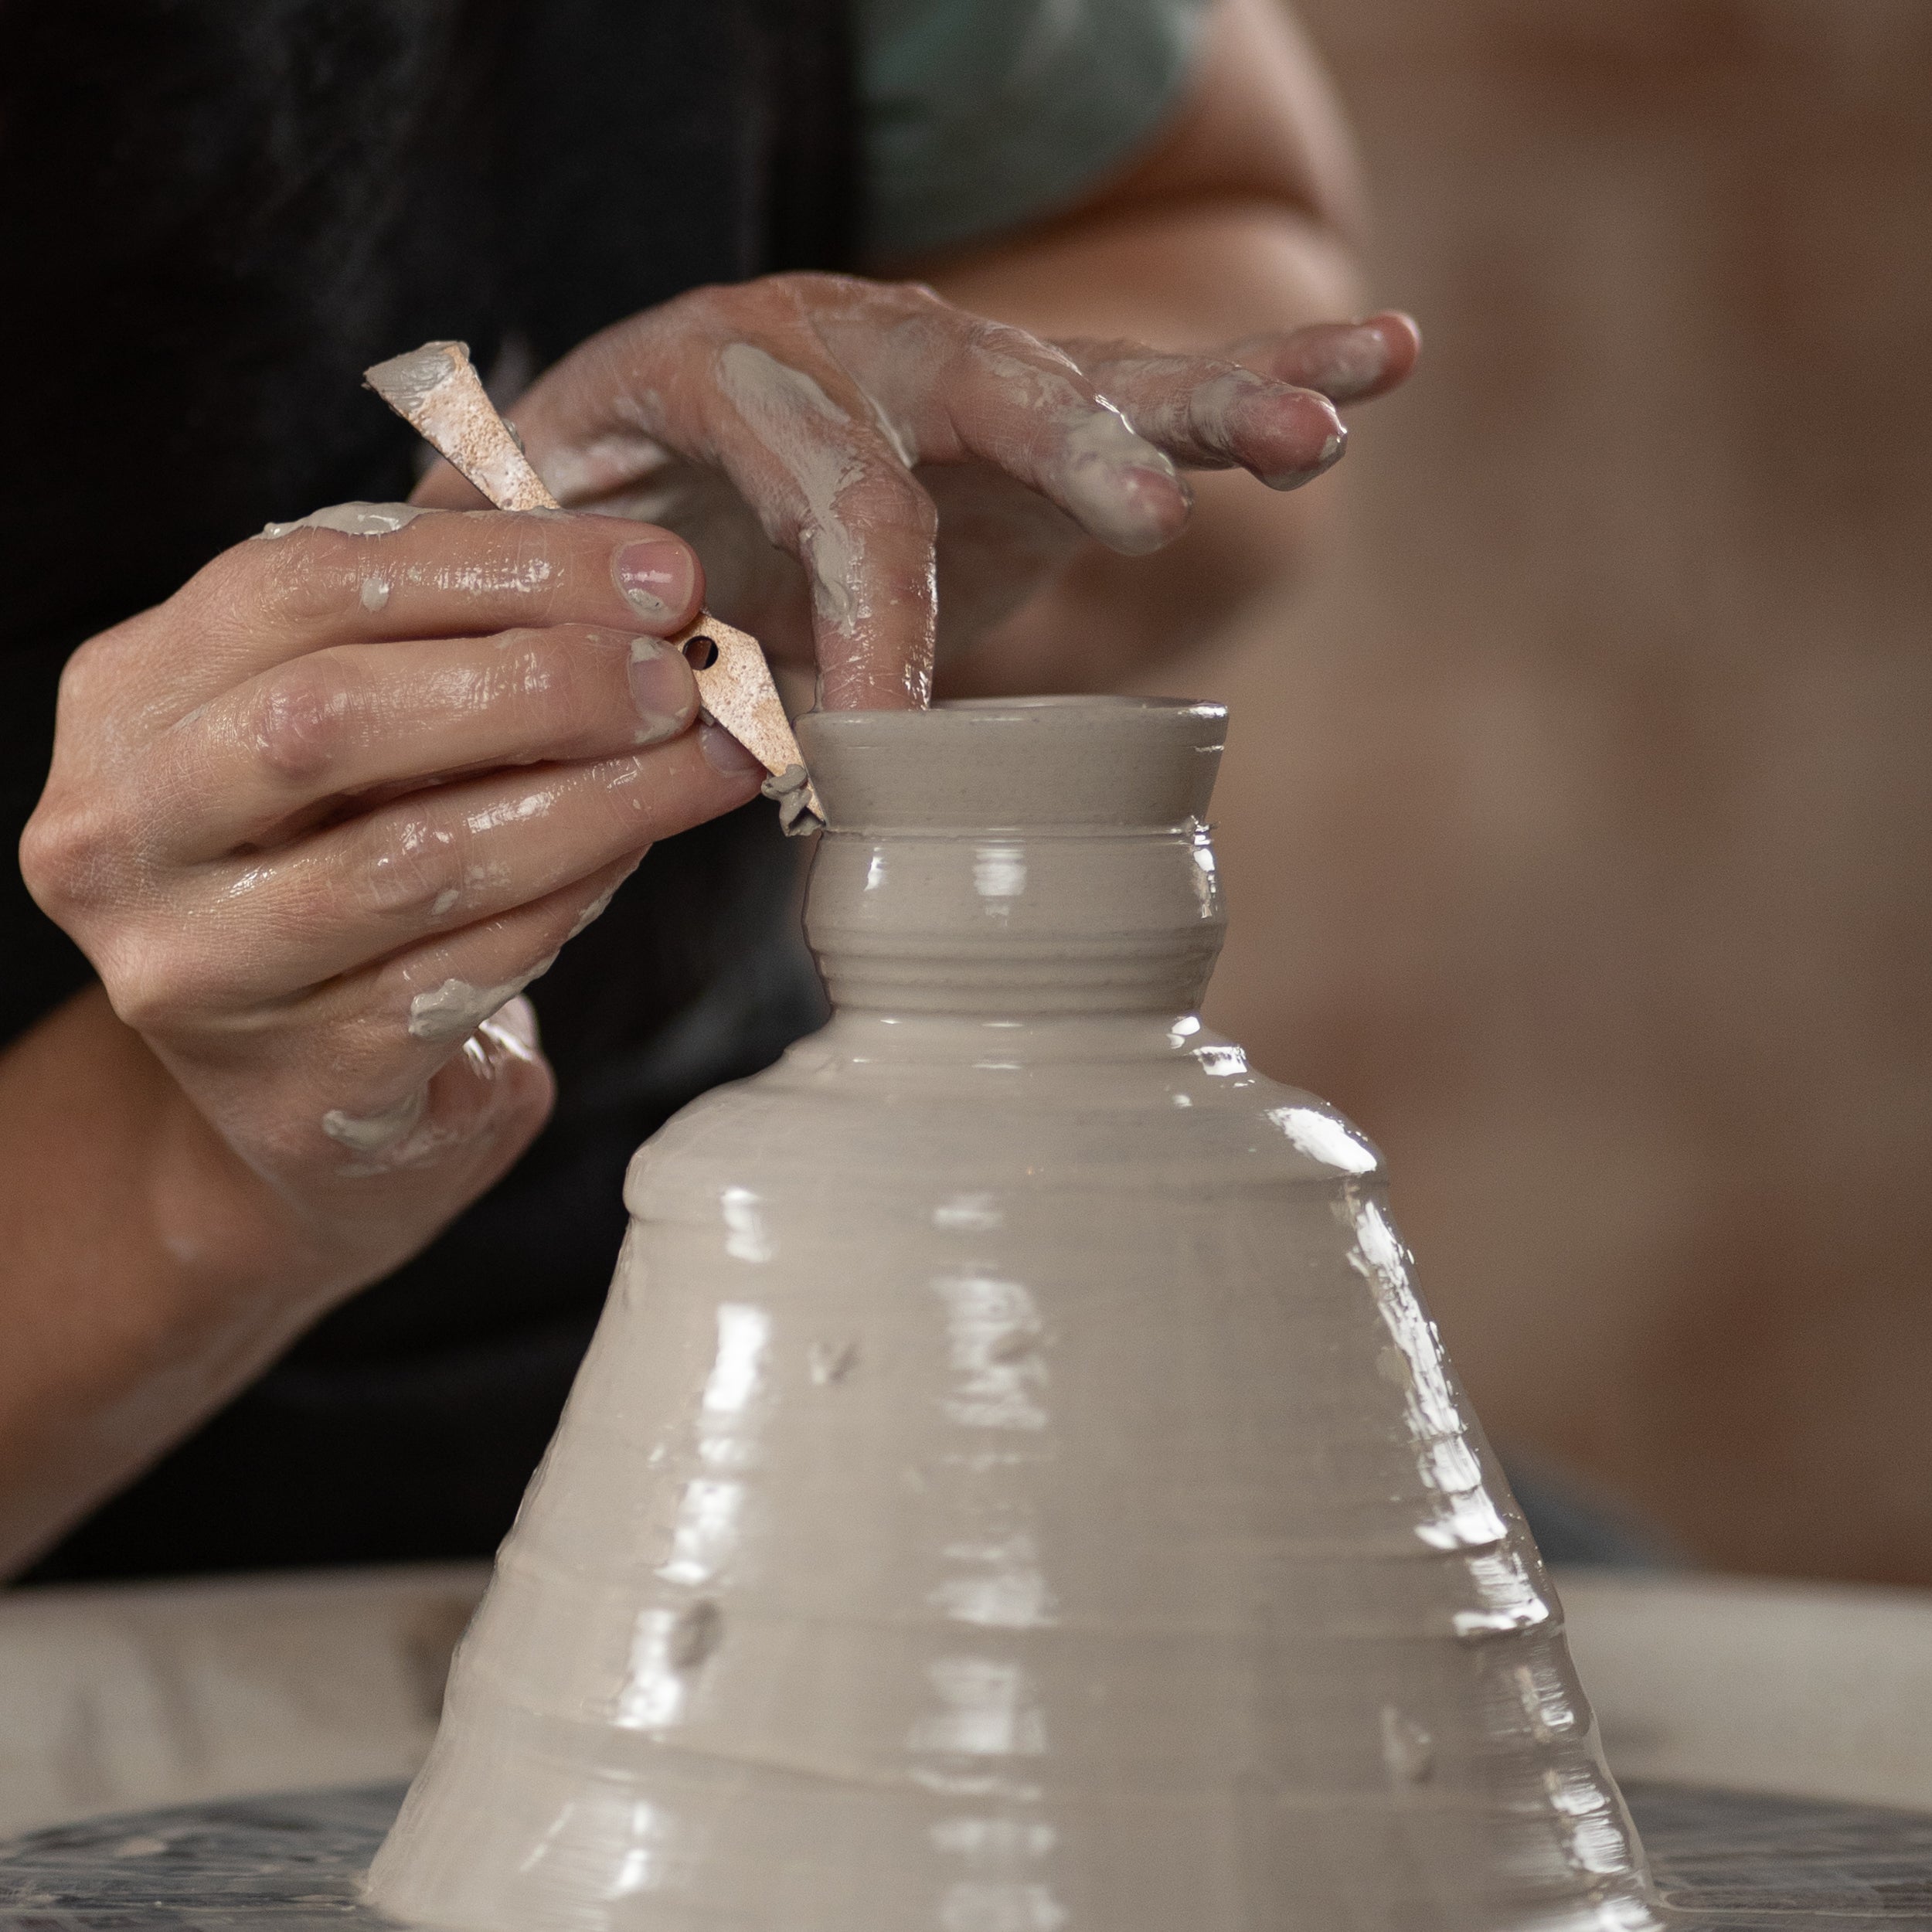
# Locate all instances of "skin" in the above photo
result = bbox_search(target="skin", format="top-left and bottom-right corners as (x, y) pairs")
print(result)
(2, 0), (1415, 1574)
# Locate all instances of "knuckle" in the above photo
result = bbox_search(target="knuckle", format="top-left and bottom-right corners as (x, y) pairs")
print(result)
(740, 270), (845, 313)
(506, 628), (600, 734)
(222, 532), (360, 631)
(672, 277), (780, 340)
(884, 277), (944, 310)
(485, 627), (641, 766)
(962, 314), (1046, 362)
(242, 655), (357, 784)
(841, 461), (937, 542)
(49, 617), (162, 749)
(53, 628), (120, 719)
(19, 793), (123, 916)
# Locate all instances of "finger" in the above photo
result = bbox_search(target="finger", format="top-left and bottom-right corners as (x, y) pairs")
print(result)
(700, 349), (943, 709)
(1222, 311), (1422, 405)
(161, 509), (704, 701)
(232, 727), (764, 995)
(155, 624), (702, 858)
(306, 1002), (551, 1179)
(526, 294), (944, 706)
(813, 302), (1195, 560)
(306, 997), (555, 1187)
(360, 852), (641, 1056)
(276, 853), (641, 1173)
(117, 728), (765, 1014)
(1063, 347), (1348, 490)
(175, 838), (642, 1179)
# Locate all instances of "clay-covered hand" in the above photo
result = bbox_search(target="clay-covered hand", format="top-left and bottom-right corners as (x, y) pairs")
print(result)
(20, 508), (766, 1308)
(410, 275), (1418, 709)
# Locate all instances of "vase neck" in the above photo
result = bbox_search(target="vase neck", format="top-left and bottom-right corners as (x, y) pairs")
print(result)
(804, 824), (1224, 1015)
(795, 699), (1229, 1019)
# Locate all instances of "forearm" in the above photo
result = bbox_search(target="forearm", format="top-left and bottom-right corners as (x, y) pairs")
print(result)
(0, 988), (320, 1574)
(923, 200), (1363, 692)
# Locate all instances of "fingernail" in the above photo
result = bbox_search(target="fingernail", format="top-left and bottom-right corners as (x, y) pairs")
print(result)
(1315, 326), (1391, 400)
(1264, 423), (1348, 491)
(613, 536), (696, 622)
(627, 637), (695, 743)
(699, 720), (766, 778)
(1102, 464), (1192, 555)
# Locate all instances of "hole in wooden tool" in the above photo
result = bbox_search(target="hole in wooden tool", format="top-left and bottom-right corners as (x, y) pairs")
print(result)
(684, 635), (719, 671)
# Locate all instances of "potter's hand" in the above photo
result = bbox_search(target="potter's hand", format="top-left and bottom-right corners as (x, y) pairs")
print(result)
(21, 509), (765, 1307)
(411, 275), (1417, 709)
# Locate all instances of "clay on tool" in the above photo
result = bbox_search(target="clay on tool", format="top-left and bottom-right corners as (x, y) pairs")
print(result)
(367, 697), (1658, 1932)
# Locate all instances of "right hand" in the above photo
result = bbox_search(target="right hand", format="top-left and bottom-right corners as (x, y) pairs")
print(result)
(20, 506), (768, 1312)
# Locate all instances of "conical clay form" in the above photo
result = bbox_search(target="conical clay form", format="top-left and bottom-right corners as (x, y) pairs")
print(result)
(368, 699), (1659, 1932)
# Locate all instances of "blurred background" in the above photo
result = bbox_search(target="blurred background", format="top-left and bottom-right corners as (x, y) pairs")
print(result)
(1197, 0), (1932, 1587)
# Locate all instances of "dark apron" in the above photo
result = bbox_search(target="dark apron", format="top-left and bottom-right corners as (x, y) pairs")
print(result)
(1, 0), (850, 1579)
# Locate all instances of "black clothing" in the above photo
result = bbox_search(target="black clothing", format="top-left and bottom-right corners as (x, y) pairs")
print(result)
(2, 0), (849, 1579)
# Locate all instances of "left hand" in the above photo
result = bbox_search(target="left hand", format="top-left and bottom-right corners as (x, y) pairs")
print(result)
(413, 274), (1417, 709)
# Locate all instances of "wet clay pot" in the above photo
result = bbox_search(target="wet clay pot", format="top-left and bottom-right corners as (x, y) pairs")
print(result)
(367, 699), (1658, 1932)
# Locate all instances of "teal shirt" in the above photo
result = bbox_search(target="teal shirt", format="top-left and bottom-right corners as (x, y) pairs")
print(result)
(858, 0), (1212, 258)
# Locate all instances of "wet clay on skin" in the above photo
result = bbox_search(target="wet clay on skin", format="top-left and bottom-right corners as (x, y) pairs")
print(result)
(257, 502), (423, 614)
(320, 1088), (426, 1155)
(406, 962), (555, 1045)
(369, 700), (1657, 1932)
(257, 501), (428, 539)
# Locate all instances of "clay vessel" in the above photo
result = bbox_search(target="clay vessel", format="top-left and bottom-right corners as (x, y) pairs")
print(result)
(367, 698), (1658, 1931)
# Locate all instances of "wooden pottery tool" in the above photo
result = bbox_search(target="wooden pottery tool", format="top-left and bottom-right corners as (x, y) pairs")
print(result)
(363, 341), (823, 835)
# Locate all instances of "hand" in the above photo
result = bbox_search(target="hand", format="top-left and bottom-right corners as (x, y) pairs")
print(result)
(20, 508), (767, 1311)
(418, 274), (1417, 709)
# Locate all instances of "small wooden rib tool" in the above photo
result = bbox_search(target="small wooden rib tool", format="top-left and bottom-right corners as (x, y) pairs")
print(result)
(363, 341), (823, 835)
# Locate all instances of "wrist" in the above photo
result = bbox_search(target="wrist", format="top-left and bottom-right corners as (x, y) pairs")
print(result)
(140, 1056), (349, 1337)
(0, 989), (349, 1572)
